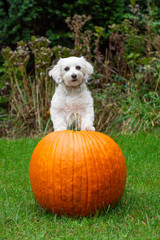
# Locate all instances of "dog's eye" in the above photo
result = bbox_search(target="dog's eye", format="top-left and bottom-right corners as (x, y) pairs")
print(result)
(76, 66), (81, 70)
(64, 67), (70, 71)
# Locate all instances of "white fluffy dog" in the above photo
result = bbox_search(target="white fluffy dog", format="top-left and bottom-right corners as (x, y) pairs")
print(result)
(49, 56), (95, 131)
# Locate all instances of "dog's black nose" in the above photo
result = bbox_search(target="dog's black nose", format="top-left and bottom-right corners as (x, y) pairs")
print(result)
(71, 73), (77, 80)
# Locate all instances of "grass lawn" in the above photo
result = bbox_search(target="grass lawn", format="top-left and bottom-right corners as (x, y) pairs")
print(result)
(0, 130), (160, 240)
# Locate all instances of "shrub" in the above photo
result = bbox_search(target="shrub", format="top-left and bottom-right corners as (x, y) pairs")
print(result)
(0, 1), (160, 136)
(93, 1), (160, 133)
(0, 0), (128, 50)
(1, 37), (54, 136)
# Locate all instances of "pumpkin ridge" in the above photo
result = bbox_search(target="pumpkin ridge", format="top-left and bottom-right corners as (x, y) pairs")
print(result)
(29, 134), (52, 209)
(71, 131), (75, 215)
(87, 132), (109, 210)
(43, 133), (60, 210)
(45, 135), (57, 210)
(49, 132), (63, 212)
(104, 139), (118, 203)
(63, 130), (76, 215)
(88, 131), (113, 205)
(79, 132), (90, 215)
(110, 140), (121, 202)
(39, 136), (54, 207)
(87, 131), (112, 208)
(89, 131), (126, 204)
(36, 144), (43, 207)
(75, 131), (83, 215)
(52, 131), (66, 214)
(78, 132), (84, 216)
(101, 135), (126, 203)
(81, 131), (100, 213)
(60, 130), (71, 214)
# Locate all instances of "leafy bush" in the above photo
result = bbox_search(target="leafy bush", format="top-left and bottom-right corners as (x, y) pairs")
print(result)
(0, 1), (160, 136)
(1, 37), (54, 136)
(0, 0), (129, 50)
(1, 0), (159, 52)
(93, 1), (160, 133)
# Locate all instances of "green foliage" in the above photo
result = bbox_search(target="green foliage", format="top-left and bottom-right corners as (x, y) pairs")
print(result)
(0, 0), (129, 49)
(118, 89), (160, 133)
(0, 1), (160, 136)
(1, 37), (54, 136)
(0, 62), (10, 127)
(93, 1), (160, 133)
(120, 3), (160, 68)
(0, 0), (159, 52)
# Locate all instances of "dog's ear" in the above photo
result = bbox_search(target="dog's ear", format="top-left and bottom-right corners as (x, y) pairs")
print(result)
(49, 59), (63, 84)
(80, 56), (93, 82)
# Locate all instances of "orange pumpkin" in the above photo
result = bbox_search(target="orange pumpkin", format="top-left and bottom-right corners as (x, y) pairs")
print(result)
(29, 130), (127, 216)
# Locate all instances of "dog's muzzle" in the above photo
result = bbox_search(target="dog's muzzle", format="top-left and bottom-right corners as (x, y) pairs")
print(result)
(71, 73), (77, 81)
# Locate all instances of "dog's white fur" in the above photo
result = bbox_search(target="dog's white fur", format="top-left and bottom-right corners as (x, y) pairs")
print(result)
(49, 56), (95, 131)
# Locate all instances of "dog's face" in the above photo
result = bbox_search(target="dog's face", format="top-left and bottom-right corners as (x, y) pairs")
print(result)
(49, 56), (93, 87)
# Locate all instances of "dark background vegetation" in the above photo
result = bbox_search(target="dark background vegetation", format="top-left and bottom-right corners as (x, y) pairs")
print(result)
(0, 0), (159, 49)
(0, 0), (145, 48)
(0, 0), (160, 137)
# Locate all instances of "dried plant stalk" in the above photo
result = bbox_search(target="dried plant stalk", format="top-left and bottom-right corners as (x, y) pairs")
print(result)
(67, 113), (81, 131)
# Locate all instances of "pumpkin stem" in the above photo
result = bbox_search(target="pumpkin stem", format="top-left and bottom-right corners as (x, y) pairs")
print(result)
(67, 113), (81, 131)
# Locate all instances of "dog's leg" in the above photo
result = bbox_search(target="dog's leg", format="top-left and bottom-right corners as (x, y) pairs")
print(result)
(50, 109), (67, 131)
(80, 107), (95, 131)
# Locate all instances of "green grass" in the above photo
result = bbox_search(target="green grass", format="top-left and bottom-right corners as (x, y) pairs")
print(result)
(0, 130), (160, 240)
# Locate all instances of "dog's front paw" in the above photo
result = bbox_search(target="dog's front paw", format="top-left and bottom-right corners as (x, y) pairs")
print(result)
(82, 125), (95, 131)
(54, 126), (67, 131)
